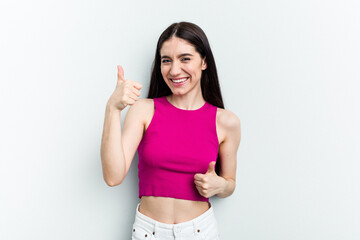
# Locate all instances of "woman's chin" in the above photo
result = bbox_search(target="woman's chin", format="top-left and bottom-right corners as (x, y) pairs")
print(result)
(172, 89), (188, 95)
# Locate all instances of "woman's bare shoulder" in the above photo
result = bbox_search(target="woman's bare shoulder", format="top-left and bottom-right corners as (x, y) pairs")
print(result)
(216, 108), (241, 131)
(128, 98), (154, 121)
(132, 98), (154, 110)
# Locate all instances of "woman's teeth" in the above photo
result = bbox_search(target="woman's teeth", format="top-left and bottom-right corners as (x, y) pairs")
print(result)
(171, 78), (188, 83)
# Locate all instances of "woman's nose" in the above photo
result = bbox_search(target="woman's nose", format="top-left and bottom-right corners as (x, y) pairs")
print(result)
(169, 61), (181, 76)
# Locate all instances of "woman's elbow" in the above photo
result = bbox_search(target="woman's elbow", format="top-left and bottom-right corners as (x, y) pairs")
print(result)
(104, 176), (124, 187)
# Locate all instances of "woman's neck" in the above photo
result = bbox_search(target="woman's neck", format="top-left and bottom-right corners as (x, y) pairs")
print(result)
(166, 92), (205, 110)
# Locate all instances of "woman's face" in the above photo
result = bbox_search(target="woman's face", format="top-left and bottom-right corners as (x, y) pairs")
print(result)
(160, 37), (207, 96)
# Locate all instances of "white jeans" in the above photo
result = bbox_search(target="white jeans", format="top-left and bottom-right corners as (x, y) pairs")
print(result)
(131, 202), (220, 240)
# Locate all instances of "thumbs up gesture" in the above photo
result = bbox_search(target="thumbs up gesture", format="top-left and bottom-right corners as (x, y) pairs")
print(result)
(194, 161), (224, 198)
(108, 65), (143, 111)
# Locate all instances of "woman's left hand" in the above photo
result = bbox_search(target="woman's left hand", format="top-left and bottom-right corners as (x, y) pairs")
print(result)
(194, 161), (226, 198)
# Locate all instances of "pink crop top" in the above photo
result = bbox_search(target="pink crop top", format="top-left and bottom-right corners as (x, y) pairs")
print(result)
(137, 96), (219, 202)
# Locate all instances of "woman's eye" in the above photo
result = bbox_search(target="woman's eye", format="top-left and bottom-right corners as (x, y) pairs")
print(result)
(182, 58), (190, 61)
(161, 59), (170, 63)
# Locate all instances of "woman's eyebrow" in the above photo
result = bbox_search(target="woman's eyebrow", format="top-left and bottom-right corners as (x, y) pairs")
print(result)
(178, 53), (193, 57)
(161, 53), (194, 59)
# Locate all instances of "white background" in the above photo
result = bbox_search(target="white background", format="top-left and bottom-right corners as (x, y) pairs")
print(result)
(1, 0), (359, 239)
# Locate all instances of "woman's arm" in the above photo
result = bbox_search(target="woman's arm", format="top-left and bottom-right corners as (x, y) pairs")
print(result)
(100, 104), (126, 186)
(216, 109), (241, 198)
(100, 66), (144, 186)
(100, 99), (147, 186)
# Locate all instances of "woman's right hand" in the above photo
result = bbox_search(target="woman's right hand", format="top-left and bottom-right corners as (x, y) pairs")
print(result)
(107, 65), (143, 111)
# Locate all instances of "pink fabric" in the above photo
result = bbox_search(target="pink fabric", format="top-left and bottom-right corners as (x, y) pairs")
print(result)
(137, 96), (219, 202)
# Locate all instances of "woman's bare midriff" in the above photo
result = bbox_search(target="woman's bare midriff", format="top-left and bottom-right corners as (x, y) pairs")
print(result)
(139, 196), (210, 224)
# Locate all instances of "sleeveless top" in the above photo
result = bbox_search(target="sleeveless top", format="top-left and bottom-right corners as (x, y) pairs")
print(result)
(137, 96), (219, 202)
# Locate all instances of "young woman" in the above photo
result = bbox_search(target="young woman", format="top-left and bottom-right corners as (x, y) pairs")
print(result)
(101, 22), (241, 240)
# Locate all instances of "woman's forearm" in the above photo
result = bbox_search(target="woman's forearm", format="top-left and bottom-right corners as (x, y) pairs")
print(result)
(100, 103), (126, 186)
(216, 177), (236, 198)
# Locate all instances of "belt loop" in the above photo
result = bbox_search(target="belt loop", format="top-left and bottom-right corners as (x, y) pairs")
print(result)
(153, 222), (158, 238)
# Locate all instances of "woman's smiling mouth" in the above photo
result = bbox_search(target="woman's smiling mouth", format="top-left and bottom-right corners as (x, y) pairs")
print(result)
(170, 77), (189, 85)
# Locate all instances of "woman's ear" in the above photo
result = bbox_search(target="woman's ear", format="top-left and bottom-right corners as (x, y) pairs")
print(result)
(201, 57), (207, 70)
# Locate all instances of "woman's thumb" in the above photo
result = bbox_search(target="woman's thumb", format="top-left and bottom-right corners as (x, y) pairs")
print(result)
(117, 65), (125, 82)
(206, 161), (216, 173)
